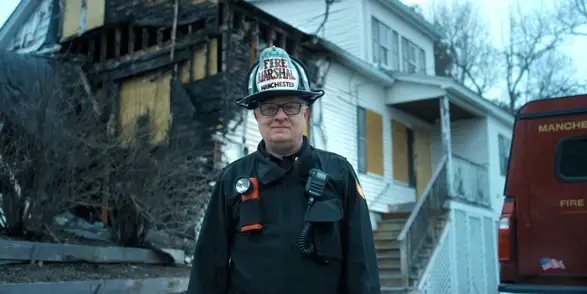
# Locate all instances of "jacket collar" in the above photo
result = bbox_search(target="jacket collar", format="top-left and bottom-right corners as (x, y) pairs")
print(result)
(255, 136), (312, 185)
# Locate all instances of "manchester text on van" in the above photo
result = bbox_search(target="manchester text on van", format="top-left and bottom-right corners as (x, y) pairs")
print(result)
(560, 199), (585, 208)
(538, 120), (587, 132)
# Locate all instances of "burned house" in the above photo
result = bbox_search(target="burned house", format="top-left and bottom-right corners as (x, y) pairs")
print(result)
(0, 0), (331, 239)
(1, 0), (329, 162)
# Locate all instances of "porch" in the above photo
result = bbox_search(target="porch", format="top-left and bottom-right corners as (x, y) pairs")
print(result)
(374, 73), (503, 290)
(388, 73), (495, 209)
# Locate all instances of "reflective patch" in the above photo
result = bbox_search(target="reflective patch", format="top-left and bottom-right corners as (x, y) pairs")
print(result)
(356, 180), (365, 200)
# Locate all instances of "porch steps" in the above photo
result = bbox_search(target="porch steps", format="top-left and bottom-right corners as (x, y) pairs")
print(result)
(375, 202), (449, 293)
(375, 204), (412, 293)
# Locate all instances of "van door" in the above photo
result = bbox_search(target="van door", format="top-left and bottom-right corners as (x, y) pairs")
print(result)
(516, 110), (587, 277)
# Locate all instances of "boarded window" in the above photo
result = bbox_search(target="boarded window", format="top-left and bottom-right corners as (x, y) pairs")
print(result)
(556, 135), (587, 181)
(119, 71), (171, 147)
(191, 38), (219, 81)
(365, 109), (384, 176)
(413, 129), (432, 198)
(85, 0), (105, 31)
(391, 119), (431, 193)
(61, 0), (105, 40)
(62, 0), (82, 39)
(392, 119), (409, 183)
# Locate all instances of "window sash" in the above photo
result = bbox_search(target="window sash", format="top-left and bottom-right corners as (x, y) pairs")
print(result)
(418, 48), (426, 72)
(390, 31), (399, 70)
(498, 135), (511, 176)
(372, 18), (392, 67)
(357, 107), (367, 173)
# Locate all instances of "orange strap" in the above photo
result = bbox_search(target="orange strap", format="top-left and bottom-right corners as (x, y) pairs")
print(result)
(241, 223), (263, 232)
(240, 178), (263, 232)
(241, 178), (259, 201)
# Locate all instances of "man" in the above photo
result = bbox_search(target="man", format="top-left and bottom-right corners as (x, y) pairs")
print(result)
(187, 46), (380, 294)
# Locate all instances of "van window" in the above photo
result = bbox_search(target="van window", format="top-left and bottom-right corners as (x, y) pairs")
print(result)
(556, 135), (587, 181)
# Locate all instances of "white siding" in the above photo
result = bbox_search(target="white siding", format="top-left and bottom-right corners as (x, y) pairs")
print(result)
(250, 0), (437, 73)
(319, 62), (417, 212)
(366, 0), (435, 74)
(249, 0), (364, 58)
(223, 110), (263, 165)
(8, 0), (53, 54)
(486, 116), (513, 215)
(430, 118), (489, 170)
(428, 114), (511, 216)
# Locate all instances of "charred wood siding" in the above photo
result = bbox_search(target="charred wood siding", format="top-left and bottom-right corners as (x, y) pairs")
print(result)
(104, 0), (217, 28)
(58, 0), (222, 156)
(60, 0), (217, 41)
(56, 0), (321, 166)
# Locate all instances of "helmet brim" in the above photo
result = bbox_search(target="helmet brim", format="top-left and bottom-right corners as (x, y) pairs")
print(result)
(235, 89), (325, 109)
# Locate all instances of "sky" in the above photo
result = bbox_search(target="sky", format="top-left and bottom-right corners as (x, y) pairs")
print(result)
(401, 0), (586, 64)
(1, 0), (585, 101)
(401, 0), (587, 101)
(0, 0), (19, 29)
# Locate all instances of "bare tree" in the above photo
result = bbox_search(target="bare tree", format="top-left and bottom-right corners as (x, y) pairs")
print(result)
(526, 50), (585, 100)
(431, 1), (500, 96)
(1, 53), (217, 248)
(432, 0), (583, 112)
(503, 3), (579, 110)
(0, 63), (106, 238)
(558, 0), (587, 36)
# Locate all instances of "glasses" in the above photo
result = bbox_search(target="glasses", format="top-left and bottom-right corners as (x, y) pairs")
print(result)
(258, 102), (305, 116)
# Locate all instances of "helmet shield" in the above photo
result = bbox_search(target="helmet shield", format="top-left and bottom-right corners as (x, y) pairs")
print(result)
(235, 46), (324, 109)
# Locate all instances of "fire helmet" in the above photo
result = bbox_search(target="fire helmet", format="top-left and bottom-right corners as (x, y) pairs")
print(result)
(235, 46), (324, 109)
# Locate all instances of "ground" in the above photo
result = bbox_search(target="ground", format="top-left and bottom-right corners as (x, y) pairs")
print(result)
(0, 263), (192, 284)
(0, 230), (193, 284)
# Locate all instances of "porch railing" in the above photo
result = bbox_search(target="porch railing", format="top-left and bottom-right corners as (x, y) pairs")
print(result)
(451, 154), (490, 207)
(397, 156), (448, 288)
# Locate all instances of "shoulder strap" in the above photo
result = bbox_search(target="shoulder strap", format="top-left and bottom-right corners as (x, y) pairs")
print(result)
(311, 149), (322, 170)
(312, 150), (346, 199)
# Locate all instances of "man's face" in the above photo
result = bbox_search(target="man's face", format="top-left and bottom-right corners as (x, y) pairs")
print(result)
(253, 96), (309, 147)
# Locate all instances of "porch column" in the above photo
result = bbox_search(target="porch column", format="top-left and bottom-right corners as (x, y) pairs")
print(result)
(440, 95), (454, 197)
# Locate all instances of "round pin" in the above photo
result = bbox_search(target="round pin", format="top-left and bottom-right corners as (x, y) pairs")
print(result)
(234, 177), (252, 194)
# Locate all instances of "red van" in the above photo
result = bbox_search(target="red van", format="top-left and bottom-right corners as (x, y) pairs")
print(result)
(498, 94), (587, 293)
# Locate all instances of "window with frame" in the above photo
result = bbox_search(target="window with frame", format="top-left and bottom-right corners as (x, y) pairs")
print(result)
(357, 107), (367, 173)
(556, 135), (587, 181)
(418, 48), (426, 73)
(372, 18), (389, 68)
(498, 134), (511, 176)
(372, 18), (399, 70)
(390, 31), (399, 70)
(401, 37), (426, 73)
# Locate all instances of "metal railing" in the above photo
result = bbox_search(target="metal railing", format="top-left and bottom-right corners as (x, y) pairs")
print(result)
(451, 154), (490, 208)
(397, 156), (449, 288)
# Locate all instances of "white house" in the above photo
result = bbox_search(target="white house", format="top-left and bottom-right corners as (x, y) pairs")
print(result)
(226, 0), (515, 293)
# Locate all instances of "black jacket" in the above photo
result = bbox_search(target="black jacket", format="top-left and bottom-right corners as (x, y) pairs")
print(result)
(187, 138), (381, 294)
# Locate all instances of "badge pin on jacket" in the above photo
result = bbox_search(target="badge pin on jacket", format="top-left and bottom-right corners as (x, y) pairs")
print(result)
(356, 180), (366, 200)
